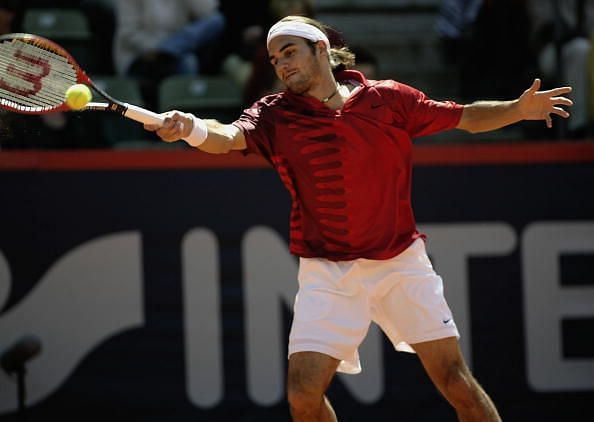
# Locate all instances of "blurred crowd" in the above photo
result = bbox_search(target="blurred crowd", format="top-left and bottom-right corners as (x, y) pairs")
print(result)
(0, 0), (593, 149)
(437, 0), (594, 139)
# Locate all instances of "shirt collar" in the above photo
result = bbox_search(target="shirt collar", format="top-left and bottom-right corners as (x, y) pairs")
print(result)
(335, 69), (368, 86)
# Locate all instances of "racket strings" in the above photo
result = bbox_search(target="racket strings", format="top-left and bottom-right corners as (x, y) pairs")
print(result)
(0, 39), (78, 111)
(0, 40), (75, 78)
(0, 41), (76, 103)
(0, 40), (77, 80)
(0, 50), (76, 89)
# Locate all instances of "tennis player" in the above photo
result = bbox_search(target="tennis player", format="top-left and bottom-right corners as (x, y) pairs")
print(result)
(146, 16), (572, 422)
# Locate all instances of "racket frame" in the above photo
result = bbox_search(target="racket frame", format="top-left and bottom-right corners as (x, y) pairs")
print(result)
(0, 33), (163, 125)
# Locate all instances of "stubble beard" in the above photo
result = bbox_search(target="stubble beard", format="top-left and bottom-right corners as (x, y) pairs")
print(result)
(286, 74), (311, 95)
(284, 55), (321, 96)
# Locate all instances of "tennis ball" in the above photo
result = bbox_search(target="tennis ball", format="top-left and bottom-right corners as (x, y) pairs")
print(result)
(65, 84), (92, 110)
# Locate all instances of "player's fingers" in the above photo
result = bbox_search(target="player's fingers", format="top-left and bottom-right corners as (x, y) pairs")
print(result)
(170, 113), (188, 134)
(551, 106), (570, 118)
(162, 110), (180, 119)
(542, 86), (572, 96)
(169, 111), (195, 138)
(163, 116), (179, 132)
(527, 78), (540, 93)
(172, 111), (194, 123)
(143, 123), (160, 131)
(153, 110), (193, 142)
(160, 111), (183, 129)
(162, 119), (184, 132)
(551, 96), (573, 106)
(545, 115), (553, 128)
(156, 117), (183, 142)
(171, 111), (187, 120)
(155, 129), (176, 142)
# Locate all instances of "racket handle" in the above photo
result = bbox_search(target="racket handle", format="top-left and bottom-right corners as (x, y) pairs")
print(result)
(123, 103), (165, 125)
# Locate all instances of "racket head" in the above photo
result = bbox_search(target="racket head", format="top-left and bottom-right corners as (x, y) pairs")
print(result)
(0, 33), (94, 114)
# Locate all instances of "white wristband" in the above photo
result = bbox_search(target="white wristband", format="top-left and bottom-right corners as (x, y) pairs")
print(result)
(182, 115), (208, 147)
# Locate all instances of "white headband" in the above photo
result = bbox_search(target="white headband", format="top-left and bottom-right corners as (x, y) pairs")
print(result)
(266, 20), (330, 52)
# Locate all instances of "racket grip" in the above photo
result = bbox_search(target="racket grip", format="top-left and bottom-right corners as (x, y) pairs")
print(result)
(123, 103), (165, 126)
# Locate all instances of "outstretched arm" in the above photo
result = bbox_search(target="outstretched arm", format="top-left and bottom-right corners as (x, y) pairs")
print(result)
(456, 79), (573, 133)
(144, 111), (246, 154)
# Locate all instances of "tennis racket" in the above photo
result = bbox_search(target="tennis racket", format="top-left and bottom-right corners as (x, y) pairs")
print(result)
(0, 33), (164, 125)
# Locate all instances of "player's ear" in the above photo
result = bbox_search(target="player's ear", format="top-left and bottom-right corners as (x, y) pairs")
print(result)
(316, 41), (327, 57)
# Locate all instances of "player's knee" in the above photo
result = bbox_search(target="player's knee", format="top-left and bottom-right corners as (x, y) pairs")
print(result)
(287, 384), (322, 413)
(286, 371), (326, 412)
(286, 352), (337, 414)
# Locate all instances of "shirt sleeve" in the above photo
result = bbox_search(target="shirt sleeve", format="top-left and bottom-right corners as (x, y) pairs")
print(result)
(232, 99), (276, 164)
(384, 80), (464, 139)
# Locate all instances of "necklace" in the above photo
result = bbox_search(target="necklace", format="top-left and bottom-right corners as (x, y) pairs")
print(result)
(321, 83), (339, 103)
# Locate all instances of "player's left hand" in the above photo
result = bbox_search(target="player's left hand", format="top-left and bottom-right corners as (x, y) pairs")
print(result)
(518, 78), (573, 128)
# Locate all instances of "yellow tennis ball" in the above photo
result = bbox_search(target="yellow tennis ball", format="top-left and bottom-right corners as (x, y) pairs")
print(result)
(65, 84), (92, 110)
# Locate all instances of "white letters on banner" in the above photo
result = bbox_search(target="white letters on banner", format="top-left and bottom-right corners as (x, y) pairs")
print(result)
(183, 229), (223, 408)
(0, 232), (144, 413)
(522, 222), (594, 391)
(0, 222), (592, 414)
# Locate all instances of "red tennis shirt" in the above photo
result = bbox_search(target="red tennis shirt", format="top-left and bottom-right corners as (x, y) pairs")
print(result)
(233, 70), (463, 261)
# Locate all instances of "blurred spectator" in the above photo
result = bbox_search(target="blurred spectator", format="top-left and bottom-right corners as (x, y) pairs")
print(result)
(215, 0), (269, 75)
(0, 0), (25, 33)
(80, 0), (116, 74)
(17, 1), (116, 74)
(529, 0), (594, 138)
(350, 45), (379, 79)
(0, 3), (16, 34)
(114, 0), (226, 108)
(436, 0), (483, 66)
(0, 111), (105, 150)
(437, 0), (534, 102)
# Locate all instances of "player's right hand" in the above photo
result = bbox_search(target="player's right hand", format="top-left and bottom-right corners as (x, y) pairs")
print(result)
(144, 111), (193, 142)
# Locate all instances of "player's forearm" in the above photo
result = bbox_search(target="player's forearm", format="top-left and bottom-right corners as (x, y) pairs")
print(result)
(457, 100), (522, 133)
(198, 120), (244, 154)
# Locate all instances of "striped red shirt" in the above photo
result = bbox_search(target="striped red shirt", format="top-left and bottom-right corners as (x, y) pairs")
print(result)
(233, 70), (463, 260)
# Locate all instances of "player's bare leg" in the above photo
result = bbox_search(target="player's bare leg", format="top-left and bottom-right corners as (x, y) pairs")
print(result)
(287, 351), (340, 422)
(412, 336), (502, 422)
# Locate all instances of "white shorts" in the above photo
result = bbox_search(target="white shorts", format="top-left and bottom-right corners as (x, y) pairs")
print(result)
(288, 238), (459, 374)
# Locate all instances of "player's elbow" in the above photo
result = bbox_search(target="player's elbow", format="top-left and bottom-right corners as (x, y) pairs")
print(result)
(456, 117), (485, 134)
(199, 137), (234, 154)
(459, 124), (482, 134)
(456, 106), (484, 134)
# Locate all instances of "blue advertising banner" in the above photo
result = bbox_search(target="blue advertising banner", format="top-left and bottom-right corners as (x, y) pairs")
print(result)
(0, 144), (593, 421)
